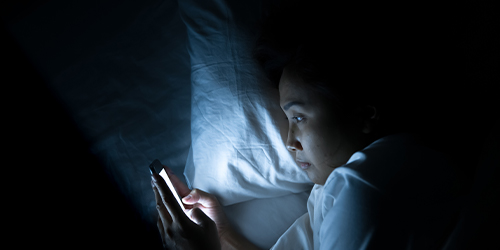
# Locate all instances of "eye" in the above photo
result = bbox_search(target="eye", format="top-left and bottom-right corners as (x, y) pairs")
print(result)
(285, 115), (305, 123)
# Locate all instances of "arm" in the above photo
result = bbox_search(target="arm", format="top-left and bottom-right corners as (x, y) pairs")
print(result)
(318, 170), (382, 250)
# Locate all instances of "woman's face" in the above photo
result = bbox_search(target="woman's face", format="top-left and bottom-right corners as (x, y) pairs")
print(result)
(279, 66), (370, 185)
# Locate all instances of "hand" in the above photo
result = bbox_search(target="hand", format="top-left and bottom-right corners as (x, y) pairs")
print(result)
(151, 166), (221, 250)
(182, 188), (232, 240)
(182, 189), (261, 250)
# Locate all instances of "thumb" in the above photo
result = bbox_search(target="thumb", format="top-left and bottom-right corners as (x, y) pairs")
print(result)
(182, 189), (220, 207)
(190, 207), (215, 228)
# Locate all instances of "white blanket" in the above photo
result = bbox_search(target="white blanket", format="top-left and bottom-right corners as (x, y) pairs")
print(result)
(272, 134), (462, 249)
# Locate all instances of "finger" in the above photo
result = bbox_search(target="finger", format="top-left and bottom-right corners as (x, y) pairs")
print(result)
(182, 188), (220, 208)
(191, 207), (216, 229)
(157, 216), (167, 247)
(185, 204), (206, 225)
(163, 165), (191, 197)
(152, 173), (188, 224)
(157, 216), (165, 237)
(152, 180), (173, 225)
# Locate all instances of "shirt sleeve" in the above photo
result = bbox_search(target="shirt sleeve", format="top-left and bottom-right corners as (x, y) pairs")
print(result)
(318, 167), (450, 250)
(318, 168), (384, 249)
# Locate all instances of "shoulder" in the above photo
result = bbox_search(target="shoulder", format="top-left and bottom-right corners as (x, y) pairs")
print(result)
(317, 134), (461, 249)
(321, 165), (383, 226)
(320, 132), (459, 217)
(328, 133), (457, 199)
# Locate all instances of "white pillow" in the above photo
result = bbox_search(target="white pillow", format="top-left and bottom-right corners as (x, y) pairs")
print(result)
(179, 0), (313, 206)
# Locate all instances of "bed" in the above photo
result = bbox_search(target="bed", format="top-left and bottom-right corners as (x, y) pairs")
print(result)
(4, 0), (498, 248)
(5, 0), (312, 248)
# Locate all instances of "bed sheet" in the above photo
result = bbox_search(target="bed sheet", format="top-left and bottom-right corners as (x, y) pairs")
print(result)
(179, 0), (312, 205)
(6, 0), (313, 247)
(6, 0), (191, 227)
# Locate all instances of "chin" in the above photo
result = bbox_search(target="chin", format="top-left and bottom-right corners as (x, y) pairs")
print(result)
(307, 171), (326, 185)
(306, 165), (334, 185)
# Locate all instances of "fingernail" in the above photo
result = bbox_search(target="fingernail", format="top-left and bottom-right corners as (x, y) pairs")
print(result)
(182, 194), (192, 201)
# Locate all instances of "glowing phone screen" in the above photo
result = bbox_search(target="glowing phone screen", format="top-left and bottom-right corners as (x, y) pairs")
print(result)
(150, 159), (185, 213)
(158, 168), (185, 212)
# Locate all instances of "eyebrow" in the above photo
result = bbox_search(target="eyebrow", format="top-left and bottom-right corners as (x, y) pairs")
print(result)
(283, 101), (305, 111)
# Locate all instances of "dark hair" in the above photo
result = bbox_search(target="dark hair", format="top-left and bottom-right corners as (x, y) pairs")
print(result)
(253, 0), (500, 189)
(252, 0), (412, 134)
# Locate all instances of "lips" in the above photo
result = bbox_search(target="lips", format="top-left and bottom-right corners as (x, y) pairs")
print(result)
(296, 160), (311, 170)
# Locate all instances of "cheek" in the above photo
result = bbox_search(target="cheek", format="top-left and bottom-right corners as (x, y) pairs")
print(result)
(301, 126), (329, 157)
(307, 122), (343, 161)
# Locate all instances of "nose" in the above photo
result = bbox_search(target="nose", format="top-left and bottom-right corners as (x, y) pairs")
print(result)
(286, 129), (303, 152)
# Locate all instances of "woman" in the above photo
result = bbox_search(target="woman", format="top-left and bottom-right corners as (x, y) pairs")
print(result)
(150, 58), (461, 250)
(151, 1), (463, 249)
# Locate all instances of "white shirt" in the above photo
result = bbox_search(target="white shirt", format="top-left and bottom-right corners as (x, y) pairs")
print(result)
(272, 133), (461, 249)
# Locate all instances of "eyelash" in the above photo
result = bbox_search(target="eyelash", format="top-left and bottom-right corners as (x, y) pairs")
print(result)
(285, 116), (304, 122)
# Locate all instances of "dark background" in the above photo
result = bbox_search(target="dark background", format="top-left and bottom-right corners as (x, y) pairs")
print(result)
(3, 25), (163, 249)
(2, 4), (163, 249)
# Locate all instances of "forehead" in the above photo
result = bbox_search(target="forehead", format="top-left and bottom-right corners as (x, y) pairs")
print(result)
(279, 67), (314, 105)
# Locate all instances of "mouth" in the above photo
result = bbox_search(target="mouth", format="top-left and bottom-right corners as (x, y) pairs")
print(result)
(296, 160), (311, 170)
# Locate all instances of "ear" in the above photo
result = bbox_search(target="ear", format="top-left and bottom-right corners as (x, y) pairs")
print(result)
(360, 105), (378, 134)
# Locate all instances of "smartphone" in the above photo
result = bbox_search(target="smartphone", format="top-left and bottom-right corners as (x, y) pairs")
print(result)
(149, 159), (185, 212)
